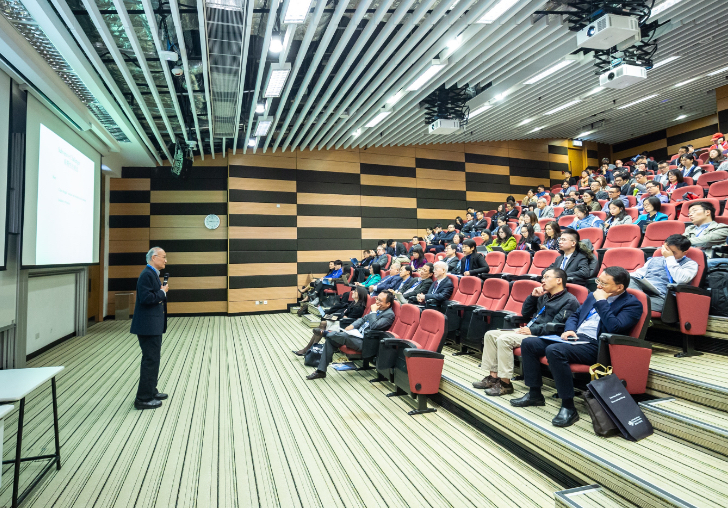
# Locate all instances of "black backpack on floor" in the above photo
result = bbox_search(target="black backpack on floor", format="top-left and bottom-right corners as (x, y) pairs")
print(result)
(706, 265), (728, 317)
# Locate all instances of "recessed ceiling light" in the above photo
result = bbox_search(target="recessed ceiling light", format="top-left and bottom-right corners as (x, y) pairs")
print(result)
(283, 0), (313, 23)
(674, 77), (699, 87)
(269, 32), (283, 53)
(255, 117), (273, 137)
(365, 111), (390, 128)
(469, 104), (491, 119)
(524, 60), (575, 85)
(477, 0), (520, 24)
(518, 118), (534, 126)
(674, 114), (688, 121)
(649, 0), (684, 19)
(708, 66), (728, 76)
(544, 100), (581, 115)
(529, 126), (546, 133)
(248, 137), (257, 148)
(576, 130), (594, 138)
(617, 94), (659, 109)
(407, 60), (447, 91)
(650, 55), (680, 69)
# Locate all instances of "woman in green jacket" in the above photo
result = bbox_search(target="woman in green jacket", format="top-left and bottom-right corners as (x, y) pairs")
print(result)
(357, 263), (382, 288)
(487, 225), (517, 253)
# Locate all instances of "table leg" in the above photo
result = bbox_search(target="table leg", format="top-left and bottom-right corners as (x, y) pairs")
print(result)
(12, 397), (25, 508)
(51, 377), (61, 470)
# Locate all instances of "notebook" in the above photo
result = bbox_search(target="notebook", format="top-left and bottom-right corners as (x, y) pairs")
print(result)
(630, 275), (661, 296)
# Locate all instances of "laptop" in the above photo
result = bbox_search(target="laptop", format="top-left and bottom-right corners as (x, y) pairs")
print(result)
(489, 246), (505, 252)
(350, 257), (359, 265)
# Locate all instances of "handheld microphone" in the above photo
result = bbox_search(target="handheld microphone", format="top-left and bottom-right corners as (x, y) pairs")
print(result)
(163, 273), (169, 286)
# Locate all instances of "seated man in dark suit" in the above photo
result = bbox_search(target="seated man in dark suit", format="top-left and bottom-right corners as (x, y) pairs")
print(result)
(387, 265), (418, 297)
(416, 261), (454, 311)
(427, 223), (456, 253)
(387, 239), (407, 257)
(546, 228), (591, 286)
(443, 244), (460, 272)
(465, 211), (489, 238)
(370, 261), (402, 296)
(306, 292), (395, 380)
(404, 263), (434, 302)
(512, 266), (643, 427)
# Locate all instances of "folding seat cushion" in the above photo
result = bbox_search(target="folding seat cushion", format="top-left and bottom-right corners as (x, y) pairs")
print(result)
(402, 310), (448, 396)
(677, 198), (720, 222)
(707, 179), (728, 200)
(641, 221), (685, 248)
(603, 225), (641, 248)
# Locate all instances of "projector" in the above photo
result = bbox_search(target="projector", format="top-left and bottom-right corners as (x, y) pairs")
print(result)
(428, 119), (460, 135)
(159, 50), (179, 62)
(599, 64), (647, 89)
(576, 14), (641, 50)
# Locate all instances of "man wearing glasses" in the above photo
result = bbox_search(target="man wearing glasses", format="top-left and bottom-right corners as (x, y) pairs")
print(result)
(546, 229), (591, 286)
(512, 266), (643, 428)
(473, 268), (579, 396)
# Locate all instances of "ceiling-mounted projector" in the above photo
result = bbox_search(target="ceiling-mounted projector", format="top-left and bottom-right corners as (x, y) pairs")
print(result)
(159, 50), (179, 62)
(599, 64), (646, 89)
(428, 119), (460, 135)
(577, 14), (640, 50)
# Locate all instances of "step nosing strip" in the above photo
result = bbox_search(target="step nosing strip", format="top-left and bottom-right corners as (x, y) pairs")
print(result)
(441, 375), (699, 508)
(639, 403), (728, 438)
(649, 369), (728, 393)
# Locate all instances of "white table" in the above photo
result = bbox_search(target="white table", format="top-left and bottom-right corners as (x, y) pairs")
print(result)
(0, 367), (64, 508)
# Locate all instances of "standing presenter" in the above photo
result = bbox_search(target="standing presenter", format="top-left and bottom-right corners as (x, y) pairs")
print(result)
(130, 247), (169, 410)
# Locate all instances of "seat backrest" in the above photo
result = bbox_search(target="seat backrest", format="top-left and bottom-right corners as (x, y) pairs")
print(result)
(601, 247), (645, 272)
(578, 227), (605, 250)
(446, 274), (459, 302)
(641, 220), (685, 247)
(538, 217), (552, 230)
(391, 300), (401, 325)
(698, 170), (727, 189)
(603, 224), (641, 248)
(435, 252), (446, 261)
(671, 185), (702, 202)
(652, 246), (706, 287)
(553, 206), (564, 216)
(424, 252), (435, 263)
(626, 195), (637, 207)
(535, 232), (545, 243)
(419, 241), (426, 250)
(384, 254), (392, 269)
(362, 295), (376, 315)
(451, 276), (482, 305)
(678, 198), (721, 222)
(566, 283), (589, 305)
(683, 177), (694, 186)
(485, 210), (496, 218)
(625, 207), (639, 221)
(409, 309), (447, 353)
(661, 202), (677, 220)
(485, 251), (506, 273)
(505, 280), (541, 313)
(590, 211), (606, 221)
(504, 250), (531, 275)
(456, 252), (464, 259)
(473, 236), (484, 246)
(476, 278), (509, 310)
(625, 288), (650, 340)
(558, 215), (573, 227)
(388, 303), (420, 342)
(708, 179), (728, 199)
(529, 250), (559, 275)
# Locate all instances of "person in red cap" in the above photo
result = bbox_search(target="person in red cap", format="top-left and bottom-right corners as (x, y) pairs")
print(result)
(710, 133), (728, 151)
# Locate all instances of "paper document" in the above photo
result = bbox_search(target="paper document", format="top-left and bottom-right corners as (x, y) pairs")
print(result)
(540, 335), (590, 345)
(630, 276), (661, 296)
(345, 329), (364, 338)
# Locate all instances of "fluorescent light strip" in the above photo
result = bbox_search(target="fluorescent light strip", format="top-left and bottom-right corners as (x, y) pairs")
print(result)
(283, 0), (313, 23)
(407, 63), (446, 91)
(651, 55), (680, 69)
(529, 126), (546, 133)
(478, 0), (519, 24)
(544, 100), (581, 115)
(469, 104), (491, 119)
(576, 130), (594, 138)
(524, 60), (575, 85)
(649, 0), (684, 19)
(617, 94), (659, 109)
(708, 66), (728, 76)
(674, 114), (688, 121)
(518, 118), (534, 126)
(264, 65), (291, 98)
(387, 90), (406, 105)
(674, 77), (699, 87)
(365, 111), (390, 128)
(255, 117), (273, 136)
(248, 137), (257, 147)
(584, 86), (605, 97)
(351, 128), (362, 138)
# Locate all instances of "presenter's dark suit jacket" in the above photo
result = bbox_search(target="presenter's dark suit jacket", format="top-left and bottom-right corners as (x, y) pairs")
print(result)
(130, 266), (167, 336)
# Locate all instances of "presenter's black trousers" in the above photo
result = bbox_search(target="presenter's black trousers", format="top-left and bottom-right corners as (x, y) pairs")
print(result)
(136, 334), (162, 401)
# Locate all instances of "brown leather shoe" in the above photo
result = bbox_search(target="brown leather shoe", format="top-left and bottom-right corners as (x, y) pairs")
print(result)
(306, 370), (326, 380)
(486, 380), (514, 396)
(472, 375), (498, 389)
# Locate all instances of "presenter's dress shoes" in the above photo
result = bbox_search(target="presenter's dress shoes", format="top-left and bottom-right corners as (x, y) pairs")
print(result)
(552, 407), (580, 427)
(134, 398), (162, 410)
(510, 392), (546, 407)
(306, 370), (326, 380)
(154, 392), (168, 400)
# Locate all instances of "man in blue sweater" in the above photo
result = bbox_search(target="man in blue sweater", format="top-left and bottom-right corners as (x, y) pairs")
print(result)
(512, 266), (643, 428)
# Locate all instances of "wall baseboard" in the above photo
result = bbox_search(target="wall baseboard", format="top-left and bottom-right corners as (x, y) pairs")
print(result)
(27, 331), (76, 361)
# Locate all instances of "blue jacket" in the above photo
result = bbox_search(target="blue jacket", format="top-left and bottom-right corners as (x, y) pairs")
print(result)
(564, 291), (643, 339)
(433, 230), (455, 245)
(633, 212), (668, 226)
(130, 266), (167, 336)
(323, 267), (343, 282)
(372, 275), (402, 295)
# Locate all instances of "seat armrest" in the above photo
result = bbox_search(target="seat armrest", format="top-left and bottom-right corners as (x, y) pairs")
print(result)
(383, 331), (400, 339)
(403, 349), (445, 360)
(598, 333), (652, 350)
(670, 284), (711, 296)
(504, 274), (541, 282)
(382, 338), (420, 349)
(503, 314), (526, 326)
(489, 310), (517, 318)
(544, 323), (566, 334)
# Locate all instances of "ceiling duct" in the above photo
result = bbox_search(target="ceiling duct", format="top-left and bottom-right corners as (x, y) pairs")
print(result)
(206, 3), (245, 137)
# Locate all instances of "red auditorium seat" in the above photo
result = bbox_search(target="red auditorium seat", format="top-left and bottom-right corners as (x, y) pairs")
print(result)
(435, 253), (446, 262)
(677, 198), (720, 222)
(589, 211), (606, 221)
(598, 199), (607, 208)
(552, 206), (564, 217)
(697, 171), (728, 191)
(708, 180), (728, 200)
(424, 252), (435, 263)
(372, 304), (421, 382)
(340, 296), (395, 363)
(484, 210), (496, 218)
(506, 250), (559, 282)
(626, 195), (637, 208)
(538, 218), (551, 230)
(535, 232), (545, 244)
(384, 310), (448, 415)
(699, 152), (710, 164)
(661, 202), (677, 220)
(566, 283), (589, 305)
(449, 276), (481, 306)
(578, 227), (605, 250)
(456, 252), (464, 260)
(456, 278), (510, 354)
(445, 274), (460, 305)
(473, 236), (484, 246)
(603, 224), (641, 248)
(653, 247), (709, 358)
(641, 220), (685, 249)
(481, 279), (541, 332)
(484, 250), (530, 279)
(601, 247), (645, 273)
(624, 207), (639, 222)
(683, 177), (694, 186)
(485, 251), (506, 274)
(558, 216), (574, 227)
(383, 254), (392, 270)
(671, 185), (702, 202)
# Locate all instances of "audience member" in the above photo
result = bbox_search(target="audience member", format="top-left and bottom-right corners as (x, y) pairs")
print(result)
(636, 154), (658, 173)
(416, 261), (454, 311)
(388, 265), (418, 296)
(408, 237), (421, 255)
(424, 227), (435, 243)
(578, 170), (593, 188)
(685, 201), (728, 259)
(536, 185), (548, 197)
(633, 197), (668, 228)
(356, 263), (382, 288)
(410, 247), (426, 270)
(546, 228), (590, 285)
(558, 198), (577, 218)
(522, 189), (538, 207)
(563, 170), (578, 187)
(455, 239), (490, 276)
(569, 204), (604, 230)
(460, 212), (475, 236)
(707, 148), (726, 169)
(473, 268), (579, 396)
(427, 223), (456, 253)
(710, 133), (728, 151)
(515, 225), (541, 254)
(636, 181), (668, 212)
(404, 263), (434, 302)
(478, 230), (493, 250)
(673, 146), (687, 162)
(681, 154), (702, 180)
(387, 239), (406, 257)
(535, 197), (554, 218)
(369, 262), (402, 295)
(443, 244), (460, 272)
(665, 169), (687, 196)
(451, 233), (464, 252)
(613, 173), (631, 196)
(600, 186), (629, 212)
(503, 202), (519, 221)
(294, 286), (368, 356)
(630, 171), (649, 195)
(468, 211), (490, 237)
(629, 235), (697, 312)
(581, 190), (601, 212)
(306, 292), (395, 380)
(551, 193), (564, 207)
(654, 162), (670, 188)
(602, 199), (632, 232)
(487, 225), (517, 253)
(540, 221), (560, 250)
(299, 260), (343, 303)
(512, 266), (643, 427)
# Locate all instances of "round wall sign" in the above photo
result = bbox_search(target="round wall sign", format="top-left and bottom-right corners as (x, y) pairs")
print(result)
(204, 214), (220, 230)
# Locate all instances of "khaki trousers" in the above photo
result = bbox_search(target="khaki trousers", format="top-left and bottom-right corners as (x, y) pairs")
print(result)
(482, 329), (525, 379)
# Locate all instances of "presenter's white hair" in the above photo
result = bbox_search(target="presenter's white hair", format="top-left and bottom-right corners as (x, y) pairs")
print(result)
(433, 261), (448, 272)
(146, 247), (163, 263)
